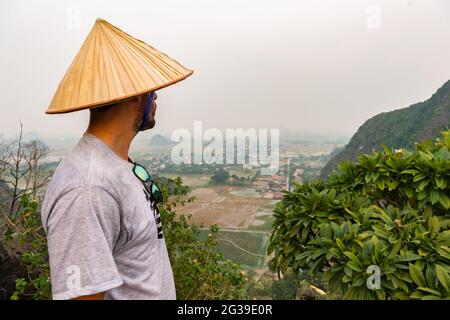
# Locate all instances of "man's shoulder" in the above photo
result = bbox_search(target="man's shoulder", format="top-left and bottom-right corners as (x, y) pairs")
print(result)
(44, 142), (127, 205)
(41, 155), (123, 232)
(52, 138), (129, 186)
(41, 134), (140, 222)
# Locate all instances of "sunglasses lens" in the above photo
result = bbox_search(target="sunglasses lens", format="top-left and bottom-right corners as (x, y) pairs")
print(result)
(132, 163), (162, 203)
(151, 184), (162, 203)
(134, 164), (151, 181)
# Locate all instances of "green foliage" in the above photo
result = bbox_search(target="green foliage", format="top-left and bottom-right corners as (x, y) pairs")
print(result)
(248, 270), (326, 300)
(271, 272), (299, 300)
(210, 168), (230, 184)
(3, 195), (51, 300)
(269, 131), (450, 300)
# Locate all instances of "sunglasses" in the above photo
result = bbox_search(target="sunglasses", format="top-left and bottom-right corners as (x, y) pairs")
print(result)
(132, 161), (163, 204)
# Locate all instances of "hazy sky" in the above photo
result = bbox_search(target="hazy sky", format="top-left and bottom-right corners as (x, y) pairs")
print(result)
(0, 0), (449, 139)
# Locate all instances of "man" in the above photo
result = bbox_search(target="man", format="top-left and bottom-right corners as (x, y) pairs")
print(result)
(41, 19), (193, 300)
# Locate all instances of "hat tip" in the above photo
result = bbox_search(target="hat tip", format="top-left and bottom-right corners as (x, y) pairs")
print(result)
(96, 18), (105, 23)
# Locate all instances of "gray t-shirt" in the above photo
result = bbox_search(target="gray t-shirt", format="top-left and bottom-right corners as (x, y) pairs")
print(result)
(41, 133), (176, 300)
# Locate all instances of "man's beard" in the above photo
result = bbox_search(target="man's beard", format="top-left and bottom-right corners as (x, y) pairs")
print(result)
(136, 116), (156, 132)
(144, 118), (156, 130)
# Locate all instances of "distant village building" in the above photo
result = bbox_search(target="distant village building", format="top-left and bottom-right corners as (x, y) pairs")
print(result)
(262, 192), (274, 199)
(273, 192), (284, 200)
(254, 180), (269, 192)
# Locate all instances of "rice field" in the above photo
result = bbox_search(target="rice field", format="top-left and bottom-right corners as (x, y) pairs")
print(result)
(197, 229), (269, 268)
(176, 177), (275, 268)
(177, 185), (273, 228)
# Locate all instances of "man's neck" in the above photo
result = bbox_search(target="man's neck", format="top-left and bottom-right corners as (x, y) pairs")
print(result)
(86, 126), (136, 162)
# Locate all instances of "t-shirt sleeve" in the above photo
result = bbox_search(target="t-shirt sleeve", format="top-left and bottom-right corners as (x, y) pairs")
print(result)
(45, 185), (123, 300)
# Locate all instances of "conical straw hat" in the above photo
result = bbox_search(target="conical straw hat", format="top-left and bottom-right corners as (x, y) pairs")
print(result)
(46, 18), (193, 114)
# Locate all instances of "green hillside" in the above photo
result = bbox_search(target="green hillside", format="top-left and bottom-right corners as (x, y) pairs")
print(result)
(321, 80), (450, 178)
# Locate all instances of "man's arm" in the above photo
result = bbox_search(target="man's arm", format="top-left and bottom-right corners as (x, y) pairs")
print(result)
(46, 186), (123, 300)
(73, 292), (105, 300)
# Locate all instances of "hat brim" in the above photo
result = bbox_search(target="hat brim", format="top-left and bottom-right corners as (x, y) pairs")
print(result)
(45, 69), (193, 114)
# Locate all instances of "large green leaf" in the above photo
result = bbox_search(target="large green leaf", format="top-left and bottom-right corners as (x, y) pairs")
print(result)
(409, 263), (426, 287)
(347, 261), (363, 272)
(344, 251), (362, 266)
(417, 287), (441, 297)
(394, 254), (421, 263)
(436, 265), (450, 292)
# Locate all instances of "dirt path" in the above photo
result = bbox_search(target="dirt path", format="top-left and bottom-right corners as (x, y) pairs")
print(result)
(215, 238), (266, 257)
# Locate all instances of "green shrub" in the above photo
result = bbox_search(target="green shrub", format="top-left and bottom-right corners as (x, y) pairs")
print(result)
(210, 168), (230, 184)
(271, 272), (299, 300)
(268, 131), (450, 300)
(3, 195), (51, 300)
